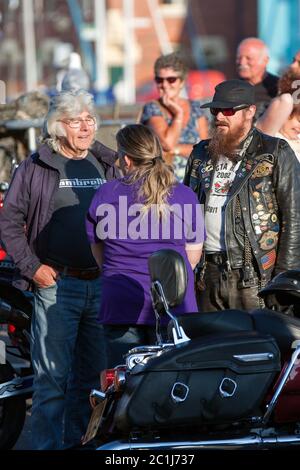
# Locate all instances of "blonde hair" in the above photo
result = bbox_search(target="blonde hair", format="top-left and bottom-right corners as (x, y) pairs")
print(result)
(116, 124), (177, 216)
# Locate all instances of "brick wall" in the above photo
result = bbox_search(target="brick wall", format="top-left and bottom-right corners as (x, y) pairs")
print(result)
(133, 1), (187, 86)
(109, 0), (257, 88)
(181, 0), (258, 79)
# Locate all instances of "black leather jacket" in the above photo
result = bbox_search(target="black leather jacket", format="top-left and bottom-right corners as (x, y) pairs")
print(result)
(184, 128), (300, 282)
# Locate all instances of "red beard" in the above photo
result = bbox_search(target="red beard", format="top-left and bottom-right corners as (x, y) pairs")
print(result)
(208, 120), (250, 162)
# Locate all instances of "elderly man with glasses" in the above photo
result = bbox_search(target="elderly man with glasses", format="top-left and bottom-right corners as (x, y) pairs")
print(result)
(0, 89), (118, 449)
(184, 79), (300, 312)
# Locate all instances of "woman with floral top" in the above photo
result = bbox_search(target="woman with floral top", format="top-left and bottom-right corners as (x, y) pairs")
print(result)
(140, 52), (209, 182)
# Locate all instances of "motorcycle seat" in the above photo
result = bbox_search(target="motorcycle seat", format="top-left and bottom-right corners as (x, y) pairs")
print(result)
(251, 308), (300, 351)
(168, 309), (254, 339)
(169, 309), (300, 353)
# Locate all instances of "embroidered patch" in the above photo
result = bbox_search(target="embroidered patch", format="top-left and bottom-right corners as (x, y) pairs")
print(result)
(252, 162), (273, 178)
(192, 159), (201, 169)
(261, 249), (276, 270)
(259, 231), (278, 250)
(191, 159), (202, 178)
(205, 164), (214, 172)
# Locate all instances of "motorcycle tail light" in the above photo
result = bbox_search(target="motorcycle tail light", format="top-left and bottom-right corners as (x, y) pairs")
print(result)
(100, 369), (116, 392)
(0, 247), (6, 261)
(8, 324), (16, 334)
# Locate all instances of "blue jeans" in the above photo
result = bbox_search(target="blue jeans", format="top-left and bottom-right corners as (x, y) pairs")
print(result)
(31, 275), (106, 450)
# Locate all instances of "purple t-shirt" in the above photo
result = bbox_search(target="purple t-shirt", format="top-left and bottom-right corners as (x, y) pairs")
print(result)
(86, 178), (205, 325)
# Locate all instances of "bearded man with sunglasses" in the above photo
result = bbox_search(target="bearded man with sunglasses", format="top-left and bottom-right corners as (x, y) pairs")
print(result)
(184, 79), (300, 312)
(0, 90), (118, 449)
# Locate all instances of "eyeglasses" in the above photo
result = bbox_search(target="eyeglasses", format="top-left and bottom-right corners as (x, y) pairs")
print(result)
(155, 76), (180, 84)
(58, 117), (96, 128)
(210, 104), (250, 116)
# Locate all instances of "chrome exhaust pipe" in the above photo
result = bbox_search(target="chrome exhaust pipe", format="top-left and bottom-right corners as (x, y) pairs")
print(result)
(97, 433), (300, 450)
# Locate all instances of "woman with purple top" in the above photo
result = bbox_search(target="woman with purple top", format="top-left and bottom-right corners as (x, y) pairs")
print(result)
(86, 124), (204, 367)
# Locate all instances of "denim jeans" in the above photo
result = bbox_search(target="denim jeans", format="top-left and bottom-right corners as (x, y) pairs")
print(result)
(30, 275), (106, 450)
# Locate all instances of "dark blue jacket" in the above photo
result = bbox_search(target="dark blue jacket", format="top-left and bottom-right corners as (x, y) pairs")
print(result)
(0, 140), (118, 289)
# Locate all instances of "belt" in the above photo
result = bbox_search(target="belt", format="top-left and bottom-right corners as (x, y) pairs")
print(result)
(206, 252), (228, 265)
(50, 263), (101, 280)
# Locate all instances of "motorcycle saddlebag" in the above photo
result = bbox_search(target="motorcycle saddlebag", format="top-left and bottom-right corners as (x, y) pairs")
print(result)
(114, 331), (280, 430)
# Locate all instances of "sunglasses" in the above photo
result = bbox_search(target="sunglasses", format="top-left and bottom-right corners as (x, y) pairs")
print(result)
(155, 76), (180, 84)
(210, 104), (250, 116)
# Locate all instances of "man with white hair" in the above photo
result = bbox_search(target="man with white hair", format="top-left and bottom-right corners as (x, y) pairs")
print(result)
(236, 37), (279, 118)
(0, 90), (118, 450)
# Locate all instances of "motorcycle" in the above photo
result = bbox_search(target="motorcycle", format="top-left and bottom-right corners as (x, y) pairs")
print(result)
(0, 171), (33, 449)
(0, 181), (15, 283)
(83, 249), (300, 451)
(0, 282), (33, 449)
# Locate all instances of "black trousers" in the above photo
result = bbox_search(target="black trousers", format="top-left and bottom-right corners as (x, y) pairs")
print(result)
(197, 260), (264, 312)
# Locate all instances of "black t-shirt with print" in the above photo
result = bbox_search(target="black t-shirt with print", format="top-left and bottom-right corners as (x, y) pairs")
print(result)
(38, 151), (106, 268)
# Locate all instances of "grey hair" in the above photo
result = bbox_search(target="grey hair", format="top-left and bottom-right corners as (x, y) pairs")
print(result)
(43, 89), (97, 152)
(154, 52), (188, 80)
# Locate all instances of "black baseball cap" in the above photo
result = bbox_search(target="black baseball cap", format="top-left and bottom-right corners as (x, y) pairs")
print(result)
(201, 79), (255, 109)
